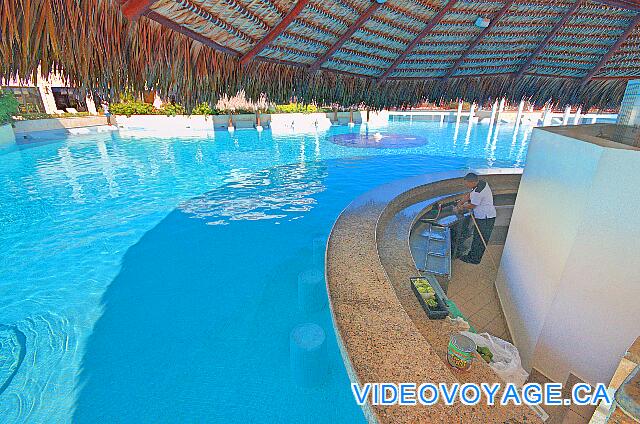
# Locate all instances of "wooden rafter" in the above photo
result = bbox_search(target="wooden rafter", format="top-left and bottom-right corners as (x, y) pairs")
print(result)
(145, 11), (241, 56)
(377, 0), (456, 83)
(580, 13), (640, 85)
(514, 0), (583, 80)
(240, 0), (311, 65)
(441, 0), (515, 81)
(593, 0), (640, 11)
(308, 2), (383, 73)
(121, 0), (155, 20)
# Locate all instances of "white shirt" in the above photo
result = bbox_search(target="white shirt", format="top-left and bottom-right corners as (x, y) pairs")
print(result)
(469, 182), (497, 219)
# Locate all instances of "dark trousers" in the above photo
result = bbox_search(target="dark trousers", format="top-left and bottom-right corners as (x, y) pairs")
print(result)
(467, 217), (495, 264)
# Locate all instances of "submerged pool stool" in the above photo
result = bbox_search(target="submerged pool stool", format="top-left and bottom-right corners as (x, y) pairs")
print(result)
(298, 269), (326, 312)
(312, 237), (327, 267)
(289, 323), (328, 387)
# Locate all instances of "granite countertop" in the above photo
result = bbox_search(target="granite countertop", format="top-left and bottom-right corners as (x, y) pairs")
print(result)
(326, 169), (540, 423)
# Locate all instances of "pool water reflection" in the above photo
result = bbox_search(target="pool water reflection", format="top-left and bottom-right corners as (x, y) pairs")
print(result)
(0, 121), (531, 422)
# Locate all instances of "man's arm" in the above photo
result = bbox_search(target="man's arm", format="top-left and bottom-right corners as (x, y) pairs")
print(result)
(455, 192), (476, 212)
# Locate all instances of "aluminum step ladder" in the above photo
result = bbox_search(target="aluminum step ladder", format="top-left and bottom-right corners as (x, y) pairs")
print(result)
(418, 223), (452, 278)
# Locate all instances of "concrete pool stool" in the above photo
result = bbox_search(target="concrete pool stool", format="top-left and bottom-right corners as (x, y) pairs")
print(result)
(290, 323), (328, 387)
(298, 269), (326, 312)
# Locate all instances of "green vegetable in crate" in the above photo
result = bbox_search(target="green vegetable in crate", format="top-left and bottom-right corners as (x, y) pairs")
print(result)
(426, 298), (437, 308)
(477, 346), (493, 363)
(416, 286), (427, 293)
(421, 292), (434, 301)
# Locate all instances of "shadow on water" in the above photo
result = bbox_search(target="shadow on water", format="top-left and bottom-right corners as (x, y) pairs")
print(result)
(72, 160), (364, 423)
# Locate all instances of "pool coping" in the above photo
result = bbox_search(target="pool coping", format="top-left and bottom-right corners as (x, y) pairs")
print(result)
(325, 168), (541, 423)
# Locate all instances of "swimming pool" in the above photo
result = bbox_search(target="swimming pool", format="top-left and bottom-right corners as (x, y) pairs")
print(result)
(0, 120), (532, 422)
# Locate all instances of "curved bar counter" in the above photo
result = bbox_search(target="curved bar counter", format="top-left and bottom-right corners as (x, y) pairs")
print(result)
(326, 169), (540, 423)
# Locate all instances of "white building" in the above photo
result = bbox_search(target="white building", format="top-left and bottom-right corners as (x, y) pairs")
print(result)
(2, 69), (98, 115)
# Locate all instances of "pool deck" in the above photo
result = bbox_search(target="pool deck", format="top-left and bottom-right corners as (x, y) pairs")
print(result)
(326, 169), (540, 423)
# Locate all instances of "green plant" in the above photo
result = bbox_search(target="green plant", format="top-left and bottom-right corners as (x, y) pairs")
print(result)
(14, 111), (93, 120)
(0, 90), (19, 125)
(109, 100), (157, 116)
(162, 103), (185, 116)
(275, 103), (322, 114)
(192, 102), (214, 116)
(14, 112), (53, 120)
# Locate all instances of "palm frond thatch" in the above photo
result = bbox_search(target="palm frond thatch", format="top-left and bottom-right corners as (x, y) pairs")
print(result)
(0, 0), (635, 109)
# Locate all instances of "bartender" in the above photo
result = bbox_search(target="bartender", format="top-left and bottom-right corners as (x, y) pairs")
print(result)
(454, 172), (497, 264)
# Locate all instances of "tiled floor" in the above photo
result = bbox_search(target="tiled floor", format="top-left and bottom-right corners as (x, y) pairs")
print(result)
(527, 369), (596, 424)
(445, 245), (512, 342)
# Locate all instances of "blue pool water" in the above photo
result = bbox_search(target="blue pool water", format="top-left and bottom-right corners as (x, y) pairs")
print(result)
(0, 120), (532, 422)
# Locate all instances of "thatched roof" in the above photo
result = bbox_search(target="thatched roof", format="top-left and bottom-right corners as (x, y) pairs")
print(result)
(2, 0), (640, 108)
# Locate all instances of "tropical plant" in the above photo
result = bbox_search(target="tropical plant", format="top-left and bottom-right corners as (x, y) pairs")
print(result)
(275, 103), (322, 114)
(192, 102), (214, 116)
(109, 100), (157, 116)
(162, 102), (185, 116)
(0, 90), (19, 125)
(216, 90), (255, 126)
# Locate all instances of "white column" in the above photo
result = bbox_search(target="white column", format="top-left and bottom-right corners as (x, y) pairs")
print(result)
(573, 106), (582, 125)
(515, 99), (525, 130)
(591, 115), (598, 124)
(37, 84), (57, 114)
(86, 94), (98, 115)
(153, 92), (163, 109)
(497, 97), (506, 122)
(542, 105), (552, 126)
(489, 100), (498, 126)
(468, 102), (476, 123)
(562, 105), (571, 125)
(456, 100), (463, 122)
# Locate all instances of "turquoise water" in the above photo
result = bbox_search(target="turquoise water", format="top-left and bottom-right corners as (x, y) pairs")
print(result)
(0, 120), (531, 422)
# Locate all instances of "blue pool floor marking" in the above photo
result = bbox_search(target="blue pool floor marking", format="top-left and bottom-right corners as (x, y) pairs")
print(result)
(0, 325), (27, 395)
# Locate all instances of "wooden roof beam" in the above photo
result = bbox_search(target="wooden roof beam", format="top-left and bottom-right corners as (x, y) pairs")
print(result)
(593, 0), (640, 12)
(145, 11), (241, 57)
(580, 13), (640, 86)
(240, 0), (311, 65)
(377, 0), (456, 84)
(514, 0), (583, 80)
(308, 1), (383, 73)
(121, 0), (155, 20)
(441, 0), (515, 81)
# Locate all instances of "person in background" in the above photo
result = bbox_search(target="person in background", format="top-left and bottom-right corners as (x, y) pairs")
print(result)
(454, 172), (497, 264)
(102, 101), (113, 126)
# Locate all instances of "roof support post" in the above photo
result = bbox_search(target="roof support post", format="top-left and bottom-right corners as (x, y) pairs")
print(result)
(308, 1), (383, 73)
(514, 0), (583, 80)
(377, 0), (457, 84)
(240, 0), (311, 65)
(441, 0), (515, 82)
(580, 14), (640, 86)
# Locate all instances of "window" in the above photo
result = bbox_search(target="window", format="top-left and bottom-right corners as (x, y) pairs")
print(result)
(51, 87), (88, 112)
(3, 86), (46, 113)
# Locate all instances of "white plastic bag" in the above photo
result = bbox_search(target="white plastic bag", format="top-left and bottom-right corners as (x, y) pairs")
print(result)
(461, 331), (529, 387)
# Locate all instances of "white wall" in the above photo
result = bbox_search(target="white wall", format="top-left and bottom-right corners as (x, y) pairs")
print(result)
(0, 123), (16, 150)
(496, 127), (640, 384)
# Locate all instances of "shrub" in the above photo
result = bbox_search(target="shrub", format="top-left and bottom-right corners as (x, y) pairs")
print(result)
(275, 103), (323, 114)
(192, 102), (214, 116)
(109, 100), (157, 116)
(162, 103), (185, 116)
(15, 112), (92, 120)
(0, 90), (19, 125)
